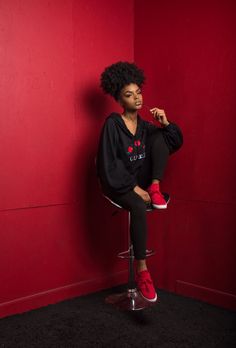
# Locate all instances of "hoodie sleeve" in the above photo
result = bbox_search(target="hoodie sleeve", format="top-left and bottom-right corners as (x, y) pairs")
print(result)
(96, 118), (137, 194)
(146, 121), (183, 155)
(161, 123), (183, 154)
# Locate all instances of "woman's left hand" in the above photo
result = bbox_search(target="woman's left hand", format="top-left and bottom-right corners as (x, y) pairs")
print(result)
(150, 107), (170, 127)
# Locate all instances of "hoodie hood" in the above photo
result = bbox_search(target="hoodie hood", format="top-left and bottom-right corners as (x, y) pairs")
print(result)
(109, 112), (145, 139)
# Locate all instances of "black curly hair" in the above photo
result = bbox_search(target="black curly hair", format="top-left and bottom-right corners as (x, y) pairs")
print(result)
(100, 61), (145, 101)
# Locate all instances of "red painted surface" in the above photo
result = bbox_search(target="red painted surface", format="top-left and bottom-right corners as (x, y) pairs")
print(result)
(0, 0), (133, 318)
(1, 0), (235, 318)
(135, 0), (236, 309)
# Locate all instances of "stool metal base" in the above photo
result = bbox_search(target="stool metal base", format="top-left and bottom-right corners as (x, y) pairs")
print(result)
(105, 288), (159, 311)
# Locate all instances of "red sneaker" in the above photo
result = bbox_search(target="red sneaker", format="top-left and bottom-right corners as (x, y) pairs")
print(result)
(136, 270), (158, 302)
(147, 183), (168, 209)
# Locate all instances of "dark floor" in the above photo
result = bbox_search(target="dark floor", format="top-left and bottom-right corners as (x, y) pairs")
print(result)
(0, 285), (235, 348)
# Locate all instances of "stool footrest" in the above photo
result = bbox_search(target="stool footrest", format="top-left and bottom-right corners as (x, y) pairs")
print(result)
(118, 248), (155, 259)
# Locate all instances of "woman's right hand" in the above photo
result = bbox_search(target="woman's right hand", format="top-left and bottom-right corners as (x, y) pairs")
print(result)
(133, 185), (151, 203)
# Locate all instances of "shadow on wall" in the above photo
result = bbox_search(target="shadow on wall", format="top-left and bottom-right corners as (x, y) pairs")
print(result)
(81, 85), (108, 120)
(72, 84), (126, 281)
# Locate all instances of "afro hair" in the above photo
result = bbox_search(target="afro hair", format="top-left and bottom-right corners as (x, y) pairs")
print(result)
(100, 61), (145, 101)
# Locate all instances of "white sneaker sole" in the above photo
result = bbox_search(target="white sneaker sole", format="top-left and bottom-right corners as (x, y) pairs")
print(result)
(152, 196), (170, 209)
(152, 204), (167, 209)
(139, 291), (158, 303)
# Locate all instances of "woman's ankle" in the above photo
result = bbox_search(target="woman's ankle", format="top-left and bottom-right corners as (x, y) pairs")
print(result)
(152, 179), (160, 184)
(136, 259), (148, 273)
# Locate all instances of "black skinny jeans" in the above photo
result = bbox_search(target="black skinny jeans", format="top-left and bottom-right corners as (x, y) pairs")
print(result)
(108, 130), (169, 260)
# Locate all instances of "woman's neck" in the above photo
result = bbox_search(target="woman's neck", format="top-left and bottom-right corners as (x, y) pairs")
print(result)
(121, 110), (138, 121)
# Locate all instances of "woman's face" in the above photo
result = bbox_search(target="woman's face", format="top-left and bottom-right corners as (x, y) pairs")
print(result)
(119, 83), (143, 111)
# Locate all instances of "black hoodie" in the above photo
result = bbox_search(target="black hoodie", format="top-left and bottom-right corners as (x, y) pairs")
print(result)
(96, 112), (183, 195)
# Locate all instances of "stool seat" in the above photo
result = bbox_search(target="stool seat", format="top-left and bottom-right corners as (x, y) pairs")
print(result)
(104, 195), (153, 211)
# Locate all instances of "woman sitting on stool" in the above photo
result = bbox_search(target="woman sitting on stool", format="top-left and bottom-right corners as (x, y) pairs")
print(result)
(96, 61), (183, 302)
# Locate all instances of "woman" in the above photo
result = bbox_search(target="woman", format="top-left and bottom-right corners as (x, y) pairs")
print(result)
(96, 61), (183, 302)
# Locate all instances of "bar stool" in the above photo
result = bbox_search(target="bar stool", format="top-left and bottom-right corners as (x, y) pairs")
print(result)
(104, 193), (169, 311)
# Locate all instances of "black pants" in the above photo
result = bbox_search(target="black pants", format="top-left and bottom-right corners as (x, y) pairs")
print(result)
(108, 130), (169, 260)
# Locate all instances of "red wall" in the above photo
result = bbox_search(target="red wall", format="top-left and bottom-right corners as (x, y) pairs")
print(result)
(135, 0), (236, 309)
(1, 0), (235, 319)
(0, 0), (134, 318)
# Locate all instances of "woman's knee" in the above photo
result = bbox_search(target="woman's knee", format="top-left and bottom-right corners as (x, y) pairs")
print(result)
(130, 197), (147, 215)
